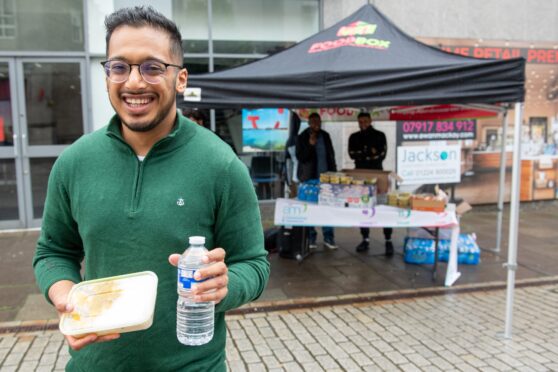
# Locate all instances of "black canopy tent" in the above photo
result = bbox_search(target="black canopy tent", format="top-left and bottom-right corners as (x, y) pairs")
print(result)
(181, 4), (526, 338)
(182, 5), (524, 109)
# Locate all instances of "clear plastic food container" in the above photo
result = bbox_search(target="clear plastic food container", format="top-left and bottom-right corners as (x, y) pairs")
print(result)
(60, 271), (158, 338)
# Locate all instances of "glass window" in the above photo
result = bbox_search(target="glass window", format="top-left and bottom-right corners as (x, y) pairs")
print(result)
(0, 159), (18, 221)
(0, 0), (84, 51)
(23, 63), (84, 145)
(213, 57), (257, 72)
(184, 57), (209, 74)
(216, 109), (286, 200)
(30, 157), (56, 219)
(212, 0), (319, 55)
(0, 62), (13, 146)
(173, 0), (209, 53)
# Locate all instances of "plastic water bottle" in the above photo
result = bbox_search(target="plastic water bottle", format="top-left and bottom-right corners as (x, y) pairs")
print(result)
(177, 236), (214, 346)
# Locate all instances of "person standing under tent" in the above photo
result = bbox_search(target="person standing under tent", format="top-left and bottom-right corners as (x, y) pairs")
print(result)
(349, 112), (394, 256)
(296, 112), (338, 250)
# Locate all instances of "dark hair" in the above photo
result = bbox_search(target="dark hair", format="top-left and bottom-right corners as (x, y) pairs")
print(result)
(308, 112), (321, 120)
(105, 6), (183, 63)
(183, 109), (206, 122)
(357, 112), (371, 119)
(183, 109), (209, 128)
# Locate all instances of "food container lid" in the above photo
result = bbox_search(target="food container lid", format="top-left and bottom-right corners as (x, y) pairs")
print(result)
(60, 271), (158, 337)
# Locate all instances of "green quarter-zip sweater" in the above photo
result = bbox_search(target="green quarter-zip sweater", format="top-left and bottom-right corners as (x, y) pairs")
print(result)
(33, 113), (270, 371)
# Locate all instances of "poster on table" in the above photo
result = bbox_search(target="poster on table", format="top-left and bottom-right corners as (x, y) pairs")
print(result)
(274, 198), (458, 228)
(242, 108), (289, 152)
(397, 144), (462, 185)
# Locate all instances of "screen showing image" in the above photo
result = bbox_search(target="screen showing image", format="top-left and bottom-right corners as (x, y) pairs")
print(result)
(242, 108), (289, 152)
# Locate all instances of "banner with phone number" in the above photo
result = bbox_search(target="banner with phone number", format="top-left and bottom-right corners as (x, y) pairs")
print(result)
(396, 119), (476, 144)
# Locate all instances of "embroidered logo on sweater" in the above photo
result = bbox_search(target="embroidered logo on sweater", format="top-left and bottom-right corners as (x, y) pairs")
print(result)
(177, 198), (185, 206)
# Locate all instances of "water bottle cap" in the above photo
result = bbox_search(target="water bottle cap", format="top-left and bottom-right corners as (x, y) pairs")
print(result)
(189, 236), (205, 245)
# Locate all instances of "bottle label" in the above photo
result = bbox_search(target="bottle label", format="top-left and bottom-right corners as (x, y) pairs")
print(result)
(178, 268), (204, 290)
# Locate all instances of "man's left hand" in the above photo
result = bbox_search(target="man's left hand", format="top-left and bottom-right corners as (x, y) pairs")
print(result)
(168, 248), (228, 304)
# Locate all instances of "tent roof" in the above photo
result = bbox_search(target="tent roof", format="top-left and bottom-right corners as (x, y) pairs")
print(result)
(182, 4), (525, 109)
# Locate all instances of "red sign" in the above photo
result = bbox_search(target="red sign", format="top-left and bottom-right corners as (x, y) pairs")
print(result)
(441, 46), (558, 64)
(389, 105), (497, 121)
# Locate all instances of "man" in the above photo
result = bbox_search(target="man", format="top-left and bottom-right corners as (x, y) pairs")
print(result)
(296, 112), (337, 250)
(33, 6), (269, 371)
(348, 112), (394, 256)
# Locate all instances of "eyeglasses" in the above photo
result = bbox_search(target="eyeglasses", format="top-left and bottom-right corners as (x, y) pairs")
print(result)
(100, 59), (182, 84)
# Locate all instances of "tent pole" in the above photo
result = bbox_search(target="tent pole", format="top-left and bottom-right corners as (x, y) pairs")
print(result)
(487, 109), (508, 253)
(504, 102), (523, 339)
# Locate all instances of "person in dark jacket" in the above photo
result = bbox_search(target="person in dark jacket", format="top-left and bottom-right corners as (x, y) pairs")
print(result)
(348, 112), (393, 256)
(296, 112), (337, 250)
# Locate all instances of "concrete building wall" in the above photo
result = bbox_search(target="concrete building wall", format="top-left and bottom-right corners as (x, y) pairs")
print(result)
(323, 0), (558, 43)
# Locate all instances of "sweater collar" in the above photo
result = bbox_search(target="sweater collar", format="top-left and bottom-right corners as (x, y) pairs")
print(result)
(105, 112), (195, 155)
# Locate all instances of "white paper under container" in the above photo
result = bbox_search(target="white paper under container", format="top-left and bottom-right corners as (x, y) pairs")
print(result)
(60, 271), (158, 338)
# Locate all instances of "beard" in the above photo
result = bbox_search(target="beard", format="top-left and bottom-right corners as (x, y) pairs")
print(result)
(110, 78), (178, 133)
(120, 95), (175, 133)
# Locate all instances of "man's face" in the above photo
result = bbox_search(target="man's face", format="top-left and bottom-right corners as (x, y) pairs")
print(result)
(358, 116), (372, 131)
(106, 25), (187, 133)
(309, 116), (321, 133)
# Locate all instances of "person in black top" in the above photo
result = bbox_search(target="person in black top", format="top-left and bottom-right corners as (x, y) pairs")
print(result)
(348, 112), (393, 256)
(296, 113), (338, 250)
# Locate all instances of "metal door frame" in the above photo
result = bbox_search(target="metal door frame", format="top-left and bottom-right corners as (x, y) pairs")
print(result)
(5, 57), (88, 228)
(0, 58), (25, 229)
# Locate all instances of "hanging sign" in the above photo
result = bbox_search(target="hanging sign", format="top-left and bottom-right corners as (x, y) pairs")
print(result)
(396, 119), (476, 144)
(397, 144), (461, 185)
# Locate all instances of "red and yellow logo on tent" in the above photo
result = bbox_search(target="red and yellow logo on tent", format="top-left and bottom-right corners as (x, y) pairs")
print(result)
(337, 21), (377, 37)
(309, 20), (391, 53)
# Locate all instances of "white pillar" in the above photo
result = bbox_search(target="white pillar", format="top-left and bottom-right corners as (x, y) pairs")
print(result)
(504, 102), (523, 339)
(495, 110), (508, 252)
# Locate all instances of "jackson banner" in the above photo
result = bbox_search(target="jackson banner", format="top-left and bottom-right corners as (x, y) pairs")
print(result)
(397, 144), (462, 185)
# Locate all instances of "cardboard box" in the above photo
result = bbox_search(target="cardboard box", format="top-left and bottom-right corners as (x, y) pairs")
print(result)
(411, 197), (446, 213)
(456, 201), (472, 216)
(341, 169), (393, 194)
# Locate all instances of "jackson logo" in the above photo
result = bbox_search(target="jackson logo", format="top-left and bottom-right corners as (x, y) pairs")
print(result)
(308, 20), (391, 53)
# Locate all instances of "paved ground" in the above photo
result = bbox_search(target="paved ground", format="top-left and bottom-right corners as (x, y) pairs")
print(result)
(1, 201), (557, 370)
(2, 201), (557, 323)
(1, 283), (558, 371)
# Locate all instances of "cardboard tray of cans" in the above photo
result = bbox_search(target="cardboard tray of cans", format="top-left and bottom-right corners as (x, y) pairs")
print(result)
(410, 194), (446, 213)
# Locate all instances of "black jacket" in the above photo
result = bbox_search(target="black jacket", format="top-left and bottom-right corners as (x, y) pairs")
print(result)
(295, 128), (337, 182)
(348, 126), (387, 170)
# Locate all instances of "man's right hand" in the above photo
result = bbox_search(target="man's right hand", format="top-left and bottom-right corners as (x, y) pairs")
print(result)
(49, 280), (120, 351)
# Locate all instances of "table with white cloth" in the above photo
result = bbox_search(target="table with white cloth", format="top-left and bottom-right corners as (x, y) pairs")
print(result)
(274, 198), (461, 286)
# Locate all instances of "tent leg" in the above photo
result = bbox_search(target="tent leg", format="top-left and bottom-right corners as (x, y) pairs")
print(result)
(487, 109), (508, 254)
(504, 102), (523, 339)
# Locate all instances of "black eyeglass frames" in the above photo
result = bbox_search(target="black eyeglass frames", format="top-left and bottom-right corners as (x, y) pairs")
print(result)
(101, 59), (182, 84)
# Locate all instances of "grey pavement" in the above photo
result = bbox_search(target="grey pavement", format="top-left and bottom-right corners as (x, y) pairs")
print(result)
(1, 283), (558, 371)
(1, 201), (558, 370)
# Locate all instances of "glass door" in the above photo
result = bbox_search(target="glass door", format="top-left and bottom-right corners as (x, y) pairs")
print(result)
(0, 59), (25, 229)
(16, 59), (87, 227)
(6, 58), (87, 228)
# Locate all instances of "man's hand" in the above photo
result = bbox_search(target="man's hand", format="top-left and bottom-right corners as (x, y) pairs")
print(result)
(169, 248), (228, 304)
(49, 280), (120, 351)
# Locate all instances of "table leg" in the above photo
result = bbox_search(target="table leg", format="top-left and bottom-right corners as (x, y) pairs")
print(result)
(444, 224), (462, 286)
(432, 227), (439, 281)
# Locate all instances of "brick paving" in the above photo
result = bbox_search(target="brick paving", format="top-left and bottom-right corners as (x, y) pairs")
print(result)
(1, 283), (558, 371)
